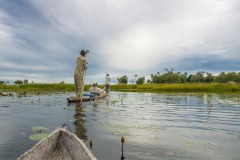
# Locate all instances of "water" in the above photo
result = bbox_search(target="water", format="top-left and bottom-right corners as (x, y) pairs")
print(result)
(0, 92), (240, 160)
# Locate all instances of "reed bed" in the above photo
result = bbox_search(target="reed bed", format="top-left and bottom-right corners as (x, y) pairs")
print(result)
(111, 83), (240, 93)
(1, 83), (240, 94)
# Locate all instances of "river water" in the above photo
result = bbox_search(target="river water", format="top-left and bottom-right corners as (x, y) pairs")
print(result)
(0, 92), (240, 160)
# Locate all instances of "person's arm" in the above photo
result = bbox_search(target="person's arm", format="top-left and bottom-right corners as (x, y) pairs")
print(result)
(83, 58), (88, 70)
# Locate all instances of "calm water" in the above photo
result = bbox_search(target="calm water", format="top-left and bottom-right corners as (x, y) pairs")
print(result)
(0, 92), (240, 160)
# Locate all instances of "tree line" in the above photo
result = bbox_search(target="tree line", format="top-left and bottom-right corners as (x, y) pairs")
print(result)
(0, 79), (30, 85)
(117, 68), (240, 84)
(1, 68), (240, 85)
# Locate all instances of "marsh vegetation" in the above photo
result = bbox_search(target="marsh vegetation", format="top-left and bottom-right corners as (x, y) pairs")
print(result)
(1, 83), (240, 95)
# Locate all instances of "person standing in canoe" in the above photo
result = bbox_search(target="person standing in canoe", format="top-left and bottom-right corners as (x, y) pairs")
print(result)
(74, 50), (88, 102)
(105, 73), (111, 93)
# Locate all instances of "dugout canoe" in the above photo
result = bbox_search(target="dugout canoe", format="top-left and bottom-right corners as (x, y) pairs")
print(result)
(67, 93), (108, 103)
(17, 127), (97, 160)
(0, 92), (8, 96)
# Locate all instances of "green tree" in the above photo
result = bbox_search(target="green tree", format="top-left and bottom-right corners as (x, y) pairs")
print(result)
(146, 79), (152, 83)
(136, 77), (145, 84)
(180, 72), (188, 83)
(189, 71), (205, 83)
(161, 71), (181, 83)
(117, 75), (128, 84)
(23, 79), (28, 84)
(14, 80), (23, 85)
(0, 80), (5, 85)
(236, 72), (240, 82)
(151, 73), (162, 84)
(225, 72), (238, 82)
(215, 72), (226, 83)
(205, 72), (214, 83)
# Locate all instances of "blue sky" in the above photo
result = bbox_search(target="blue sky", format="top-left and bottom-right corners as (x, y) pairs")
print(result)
(0, 0), (240, 84)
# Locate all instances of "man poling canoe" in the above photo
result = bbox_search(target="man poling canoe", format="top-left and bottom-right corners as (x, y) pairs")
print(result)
(74, 50), (89, 103)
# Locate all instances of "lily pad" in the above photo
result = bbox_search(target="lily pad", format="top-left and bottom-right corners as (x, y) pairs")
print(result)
(32, 126), (49, 132)
(29, 133), (48, 141)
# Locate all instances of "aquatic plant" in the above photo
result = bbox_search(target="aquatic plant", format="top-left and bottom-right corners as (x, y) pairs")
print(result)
(1, 83), (240, 93)
(32, 126), (49, 132)
(29, 133), (48, 141)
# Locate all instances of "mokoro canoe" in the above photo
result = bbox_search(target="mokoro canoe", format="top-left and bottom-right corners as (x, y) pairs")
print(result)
(0, 92), (8, 96)
(67, 93), (108, 103)
(17, 127), (97, 160)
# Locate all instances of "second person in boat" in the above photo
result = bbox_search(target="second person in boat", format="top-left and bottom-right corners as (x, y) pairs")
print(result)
(89, 83), (106, 99)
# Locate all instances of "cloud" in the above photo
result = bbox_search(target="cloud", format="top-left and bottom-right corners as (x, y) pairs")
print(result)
(0, 0), (240, 84)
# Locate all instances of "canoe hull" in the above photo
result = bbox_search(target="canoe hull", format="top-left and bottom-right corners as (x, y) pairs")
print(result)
(67, 96), (94, 103)
(17, 127), (97, 160)
(67, 93), (108, 103)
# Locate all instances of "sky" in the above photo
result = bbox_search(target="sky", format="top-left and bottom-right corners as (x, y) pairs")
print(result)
(0, 0), (240, 84)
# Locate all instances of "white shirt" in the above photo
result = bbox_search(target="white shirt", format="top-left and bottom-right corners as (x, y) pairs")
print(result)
(105, 76), (111, 84)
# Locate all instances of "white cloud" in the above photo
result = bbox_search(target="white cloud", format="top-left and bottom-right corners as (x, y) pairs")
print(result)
(0, 0), (240, 83)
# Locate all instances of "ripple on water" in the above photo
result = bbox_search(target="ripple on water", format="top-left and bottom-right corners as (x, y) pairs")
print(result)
(0, 92), (240, 160)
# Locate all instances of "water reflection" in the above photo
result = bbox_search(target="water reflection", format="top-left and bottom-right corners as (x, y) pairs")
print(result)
(92, 103), (98, 113)
(0, 92), (240, 160)
(73, 102), (87, 141)
(121, 154), (125, 160)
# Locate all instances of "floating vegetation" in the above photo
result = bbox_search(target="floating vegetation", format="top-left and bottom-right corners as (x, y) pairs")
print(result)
(111, 99), (119, 106)
(114, 129), (128, 135)
(106, 124), (166, 136)
(29, 133), (48, 141)
(32, 126), (49, 132)
(82, 106), (93, 112)
(148, 136), (161, 141)
(186, 141), (194, 148)
(145, 126), (166, 130)
(106, 124), (130, 136)
(103, 108), (113, 113)
(111, 99), (119, 103)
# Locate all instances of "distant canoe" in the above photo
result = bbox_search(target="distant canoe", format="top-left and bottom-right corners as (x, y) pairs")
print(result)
(0, 92), (8, 96)
(67, 93), (108, 103)
(17, 127), (97, 160)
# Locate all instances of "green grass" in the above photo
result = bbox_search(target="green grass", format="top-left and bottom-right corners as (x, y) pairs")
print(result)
(1, 83), (240, 94)
(111, 83), (240, 93)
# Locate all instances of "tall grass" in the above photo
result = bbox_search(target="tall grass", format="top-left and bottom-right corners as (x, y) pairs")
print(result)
(0, 84), (75, 93)
(1, 83), (240, 94)
(111, 83), (240, 93)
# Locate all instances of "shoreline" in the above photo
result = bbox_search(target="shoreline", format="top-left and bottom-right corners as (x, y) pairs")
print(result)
(1, 83), (240, 94)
